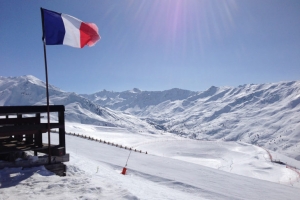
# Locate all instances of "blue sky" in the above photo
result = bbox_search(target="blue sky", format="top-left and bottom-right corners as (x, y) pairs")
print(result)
(1, 0), (300, 94)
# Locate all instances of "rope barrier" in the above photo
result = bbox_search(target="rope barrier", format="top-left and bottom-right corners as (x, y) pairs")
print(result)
(260, 146), (300, 186)
(65, 131), (148, 154)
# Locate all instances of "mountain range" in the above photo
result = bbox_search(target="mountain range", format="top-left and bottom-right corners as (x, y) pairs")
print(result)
(0, 75), (299, 160)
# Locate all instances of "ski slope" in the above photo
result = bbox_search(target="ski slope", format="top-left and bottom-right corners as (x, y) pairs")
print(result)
(65, 123), (300, 186)
(1, 124), (299, 199)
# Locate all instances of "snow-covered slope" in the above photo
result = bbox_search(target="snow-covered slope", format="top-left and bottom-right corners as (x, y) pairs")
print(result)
(1, 126), (299, 199)
(0, 75), (62, 106)
(1, 76), (300, 199)
(0, 75), (158, 134)
(84, 81), (300, 160)
(64, 124), (300, 188)
(81, 88), (197, 115)
(0, 76), (299, 160)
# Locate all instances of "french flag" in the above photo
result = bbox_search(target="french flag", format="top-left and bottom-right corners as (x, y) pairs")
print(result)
(41, 8), (100, 48)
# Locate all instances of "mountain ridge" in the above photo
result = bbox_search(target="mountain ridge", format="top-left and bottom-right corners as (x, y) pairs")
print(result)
(0, 75), (158, 134)
(82, 79), (300, 160)
(0, 75), (299, 160)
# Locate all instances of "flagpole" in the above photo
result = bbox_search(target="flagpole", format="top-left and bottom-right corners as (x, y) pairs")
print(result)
(41, 7), (52, 164)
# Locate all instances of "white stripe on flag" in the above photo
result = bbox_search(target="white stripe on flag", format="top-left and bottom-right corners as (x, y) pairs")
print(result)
(61, 14), (82, 48)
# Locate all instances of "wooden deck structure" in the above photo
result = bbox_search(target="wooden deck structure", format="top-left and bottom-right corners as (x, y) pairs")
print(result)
(0, 105), (69, 176)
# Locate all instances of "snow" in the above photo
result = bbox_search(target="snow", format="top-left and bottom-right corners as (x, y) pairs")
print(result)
(63, 125), (300, 188)
(1, 75), (300, 199)
(83, 80), (300, 160)
(1, 124), (300, 199)
(1, 76), (300, 160)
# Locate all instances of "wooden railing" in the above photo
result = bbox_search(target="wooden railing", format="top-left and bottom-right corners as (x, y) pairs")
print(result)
(0, 105), (66, 157)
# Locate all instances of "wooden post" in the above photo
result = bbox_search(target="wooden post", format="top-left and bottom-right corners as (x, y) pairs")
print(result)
(34, 113), (41, 156)
(58, 109), (66, 155)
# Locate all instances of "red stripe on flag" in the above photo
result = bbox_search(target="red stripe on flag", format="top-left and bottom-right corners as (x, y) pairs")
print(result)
(79, 22), (100, 48)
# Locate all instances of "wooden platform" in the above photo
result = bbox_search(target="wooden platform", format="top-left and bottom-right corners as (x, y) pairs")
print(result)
(0, 105), (69, 176)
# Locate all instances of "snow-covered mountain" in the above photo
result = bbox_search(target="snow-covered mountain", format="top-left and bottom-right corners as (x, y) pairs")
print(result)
(0, 75), (158, 134)
(1, 75), (299, 160)
(83, 81), (300, 160)
(81, 88), (197, 114)
(1, 75), (300, 199)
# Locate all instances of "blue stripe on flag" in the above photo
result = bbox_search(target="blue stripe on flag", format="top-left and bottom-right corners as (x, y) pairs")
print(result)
(42, 9), (65, 45)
